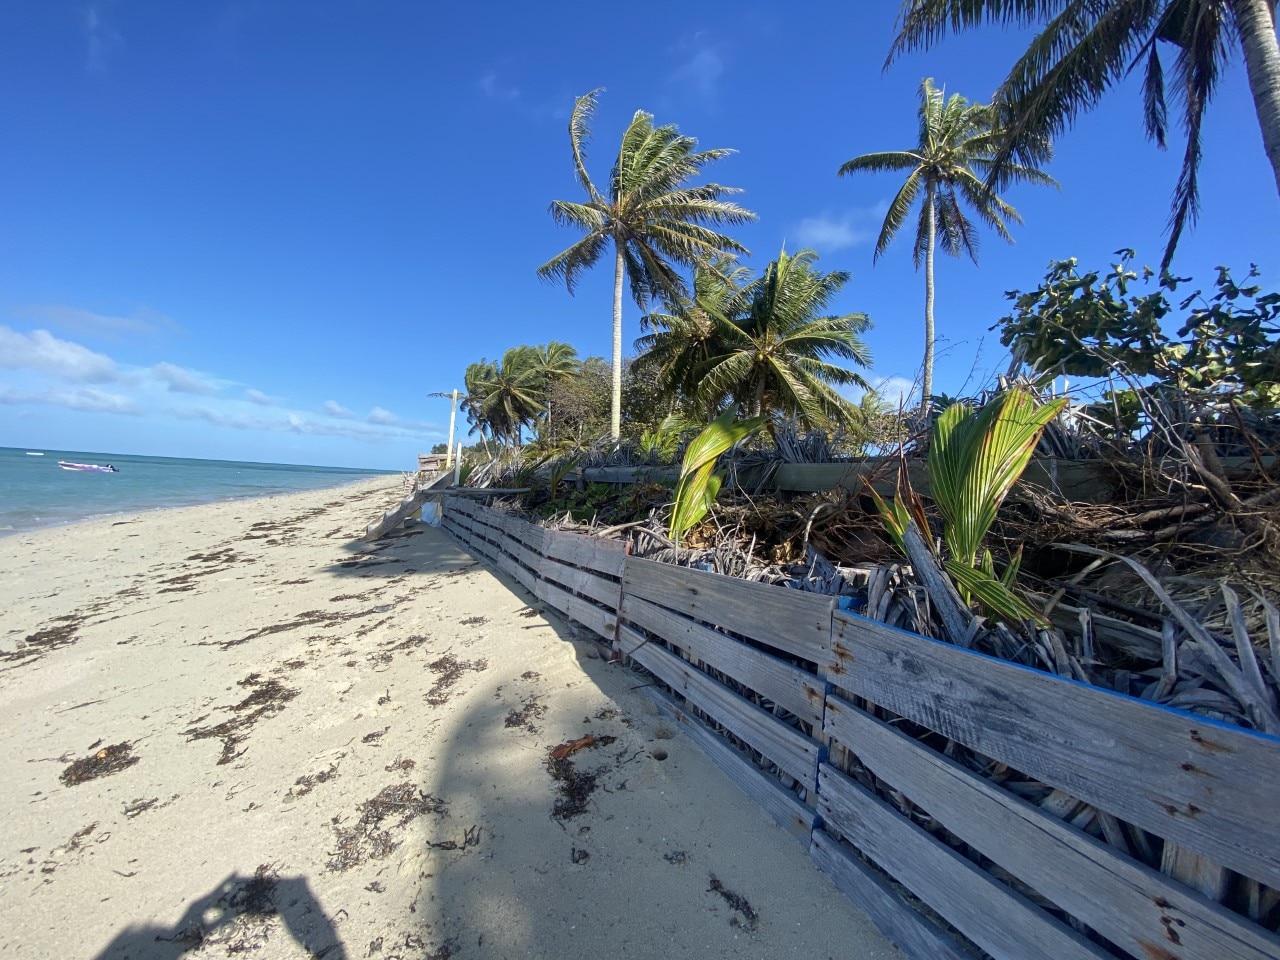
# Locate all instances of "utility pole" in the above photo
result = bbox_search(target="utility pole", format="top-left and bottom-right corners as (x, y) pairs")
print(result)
(446, 388), (458, 467)
(428, 389), (461, 468)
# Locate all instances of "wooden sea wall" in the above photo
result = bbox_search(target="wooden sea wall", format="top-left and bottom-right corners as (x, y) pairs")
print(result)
(439, 496), (1280, 960)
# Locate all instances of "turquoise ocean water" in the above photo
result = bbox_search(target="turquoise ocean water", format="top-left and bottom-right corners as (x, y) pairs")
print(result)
(0, 446), (395, 536)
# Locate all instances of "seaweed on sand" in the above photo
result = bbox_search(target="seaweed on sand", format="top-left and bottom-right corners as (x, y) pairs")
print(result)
(545, 735), (616, 821)
(185, 676), (299, 765)
(424, 652), (487, 705)
(60, 742), (139, 786)
(327, 783), (448, 871)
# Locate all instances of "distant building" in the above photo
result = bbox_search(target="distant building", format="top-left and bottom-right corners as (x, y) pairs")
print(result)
(417, 453), (450, 474)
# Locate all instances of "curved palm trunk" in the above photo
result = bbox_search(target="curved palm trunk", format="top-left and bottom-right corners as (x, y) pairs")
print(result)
(1230, 0), (1280, 198)
(611, 240), (625, 441)
(922, 188), (937, 409)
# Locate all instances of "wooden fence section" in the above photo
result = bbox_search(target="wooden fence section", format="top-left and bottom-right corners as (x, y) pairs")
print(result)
(436, 498), (1280, 960)
(363, 470), (450, 540)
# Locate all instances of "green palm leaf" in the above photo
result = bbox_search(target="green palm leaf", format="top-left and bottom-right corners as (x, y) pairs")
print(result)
(669, 411), (766, 543)
(930, 387), (1068, 568)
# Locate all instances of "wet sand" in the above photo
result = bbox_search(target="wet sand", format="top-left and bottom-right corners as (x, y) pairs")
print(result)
(0, 476), (900, 959)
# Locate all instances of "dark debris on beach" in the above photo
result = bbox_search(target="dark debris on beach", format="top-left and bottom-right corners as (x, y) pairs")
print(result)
(60, 742), (140, 786)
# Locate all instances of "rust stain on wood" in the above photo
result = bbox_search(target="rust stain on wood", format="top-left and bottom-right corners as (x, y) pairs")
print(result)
(1137, 941), (1179, 960)
(1188, 729), (1232, 754)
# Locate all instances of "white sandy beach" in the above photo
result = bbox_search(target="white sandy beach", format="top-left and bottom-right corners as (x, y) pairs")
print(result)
(0, 476), (899, 960)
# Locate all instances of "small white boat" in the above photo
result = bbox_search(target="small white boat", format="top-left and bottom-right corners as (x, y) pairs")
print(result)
(58, 461), (118, 473)
(25, 451), (44, 456)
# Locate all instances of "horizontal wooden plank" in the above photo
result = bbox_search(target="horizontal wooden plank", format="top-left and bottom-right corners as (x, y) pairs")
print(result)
(536, 578), (617, 642)
(540, 553), (624, 610)
(498, 513), (546, 554)
(817, 763), (1111, 960)
(771, 459), (1107, 501)
(542, 528), (626, 578)
(623, 626), (818, 790)
(620, 593), (824, 728)
(582, 465), (678, 485)
(825, 695), (1280, 960)
(828, 611), (1280, 890)
(446, 495), (478, 518)
(644, 687), (816, 847)
(622, 557), (832, 663)
(809, 830), (976, 960)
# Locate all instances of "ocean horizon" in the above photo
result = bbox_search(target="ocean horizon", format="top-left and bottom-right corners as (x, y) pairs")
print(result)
(0, 446), (397, 537)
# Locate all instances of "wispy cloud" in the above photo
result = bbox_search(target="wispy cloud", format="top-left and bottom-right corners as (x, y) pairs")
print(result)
(152, 362), (220, 396)
(18, 305), (177, 340)
(367, 406), (399, 426)
(667, 34), (724, 104)
(244, 388), (278, 406)
(0, 384), (141, 415)
(323, 400), (357, 419)
(870, 375), (918, 409)
(83, 5), (124, 74)
(479, 71), (520, 102)
(0, 326), (120, 382)
(791, 202), (889, 252)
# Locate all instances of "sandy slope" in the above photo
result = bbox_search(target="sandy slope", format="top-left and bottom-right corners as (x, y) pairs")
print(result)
(0, 476), (899, 960)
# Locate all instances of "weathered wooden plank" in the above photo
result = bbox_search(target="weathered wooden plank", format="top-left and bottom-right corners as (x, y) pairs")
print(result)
(542, 528), (626, 578)
(825, 695), (1280, 960)
(644, 687), (816, 847)
(363, 472), (452, 540)
(620, 593), (824, 728)
(622, 557), (833, 663)
(817, 763), (1111, 960)
(448, 495), (479, 518)
(536, 578), (616, 641)
(827, 611), (1280, 889)
(771, 459), (1106, 501)
(809, 830), (976, 960)
(623, 626), (819, 790)
(1161, 844), (1231, 903)
(498, 513), (547, 554)
(582, 465), (679, 485)
(540, 553), (624, 610)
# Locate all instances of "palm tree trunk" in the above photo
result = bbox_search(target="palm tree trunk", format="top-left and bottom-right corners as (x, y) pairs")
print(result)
(922, 188), (937, 409)
(753, 377), (766, 418)
(610, 240), (625, 441)
(1230, 0), (1280, 198)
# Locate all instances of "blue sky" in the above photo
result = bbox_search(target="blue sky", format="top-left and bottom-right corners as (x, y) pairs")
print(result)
(1, 2), (1276, 470)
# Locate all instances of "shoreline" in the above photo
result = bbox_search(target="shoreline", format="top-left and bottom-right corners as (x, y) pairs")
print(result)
(0, 477), (898, 959)
(0, 472), (401, 540)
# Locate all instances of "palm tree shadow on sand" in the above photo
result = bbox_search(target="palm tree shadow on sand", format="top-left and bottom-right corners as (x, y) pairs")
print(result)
(92, 869), (346, 960)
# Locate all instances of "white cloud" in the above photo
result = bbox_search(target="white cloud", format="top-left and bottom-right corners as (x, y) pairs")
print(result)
(244, 388), (278, 406)
(367, 406), (399, 426)
(0, 384), (141, 415)
(0, 326), (120, 382)
(18, 305), (176, 339)
(83, 5), (124, 74)
(479, 71), (520, 102)
(791, 202), (889, 252)
(869, 376), (918, 409)
(152, 361), (219, 396)
(667, 35), (724, 102)
(323, 400), (357, 419)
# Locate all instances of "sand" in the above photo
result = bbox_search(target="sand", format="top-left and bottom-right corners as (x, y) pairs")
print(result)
(0, 476), (901, 960)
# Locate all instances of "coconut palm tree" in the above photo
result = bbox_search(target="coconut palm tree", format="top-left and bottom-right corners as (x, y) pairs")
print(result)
(838, 78), (1056, 408)
(697, 248), (874, 430)
(633, 258), (750, 419)
(888, 0), (1280, 271)
(462, 346), (560, 451)
(537, 89), (757, 440)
